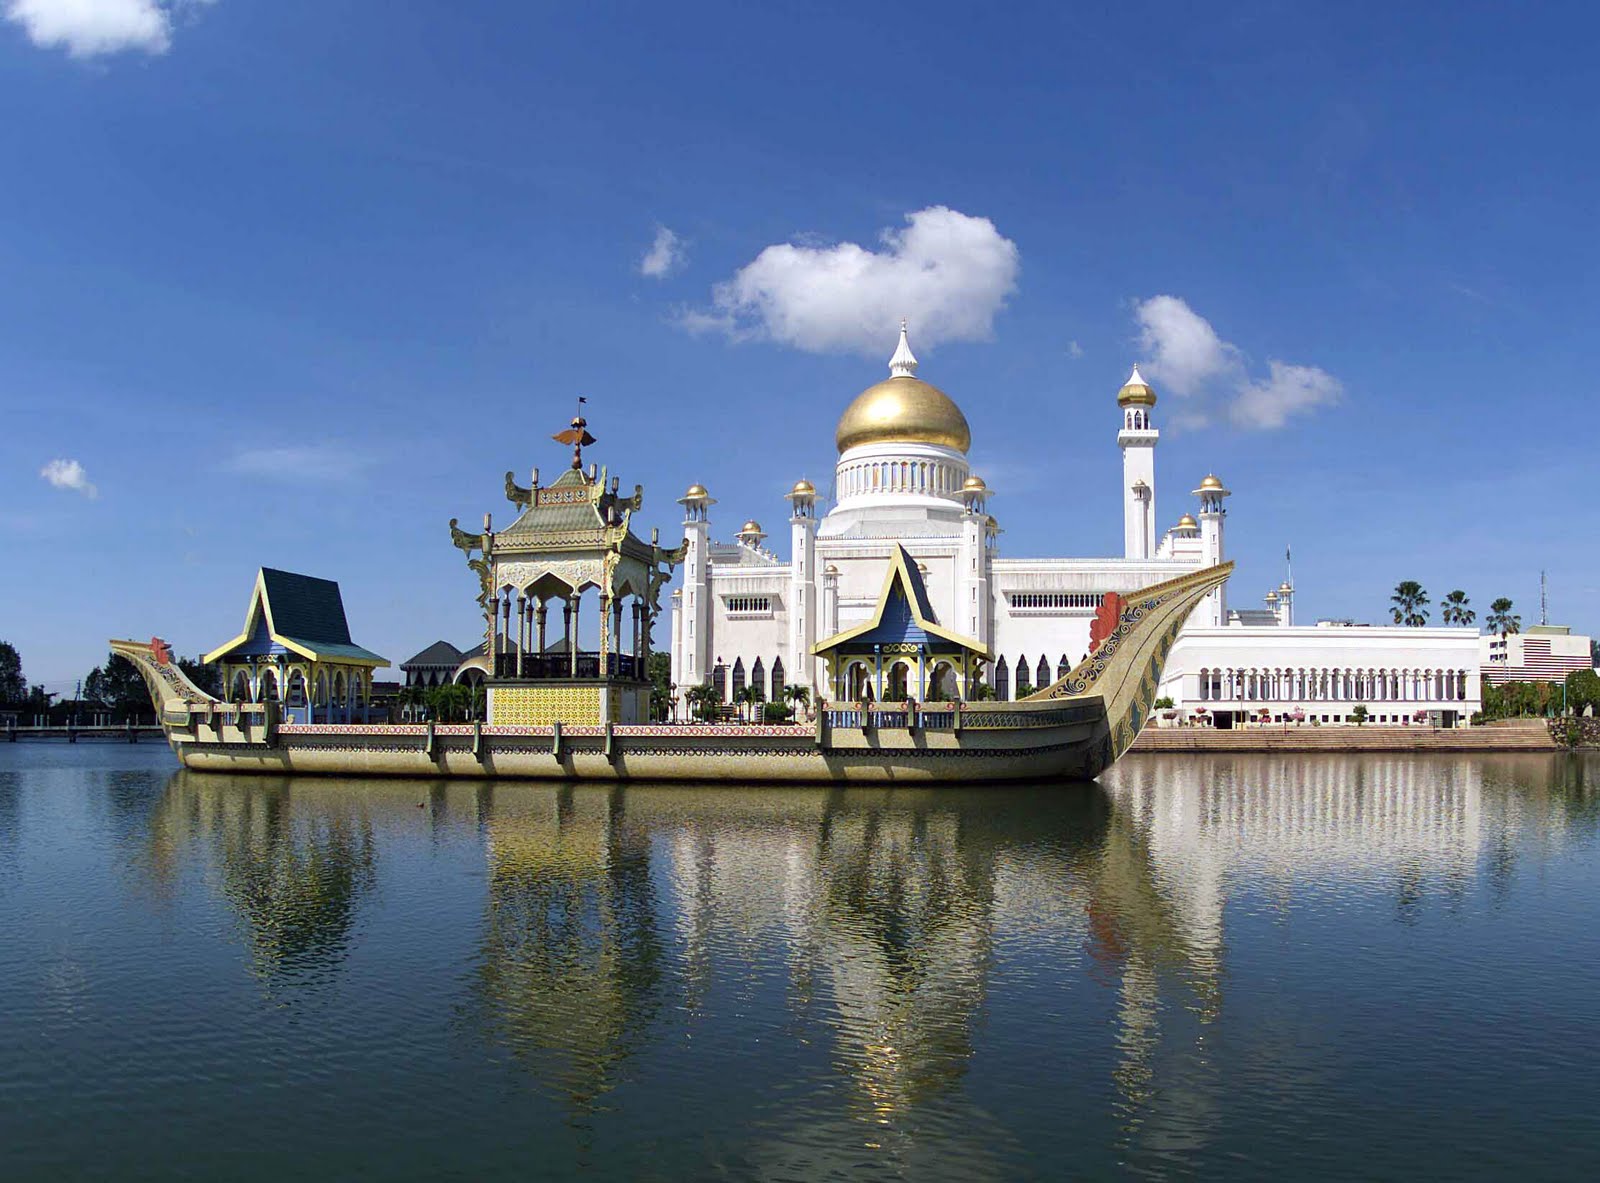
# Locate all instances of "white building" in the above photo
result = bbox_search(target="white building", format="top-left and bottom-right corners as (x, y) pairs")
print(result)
(668, 325), (1483, 723)
(1480, 624), (1594, 686)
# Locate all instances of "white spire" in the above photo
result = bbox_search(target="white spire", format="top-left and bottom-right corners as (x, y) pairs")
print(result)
(888, 319), (918, 378)
(1127, 363), (1148, 386)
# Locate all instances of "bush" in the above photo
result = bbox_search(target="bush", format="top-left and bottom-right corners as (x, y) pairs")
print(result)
(1350, 705), (1369, 725)
(1153, 696), (1175, 710)
(761, 702), (793, 723)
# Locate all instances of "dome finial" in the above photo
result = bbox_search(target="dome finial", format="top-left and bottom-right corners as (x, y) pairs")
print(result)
(889, 320), (918, 378)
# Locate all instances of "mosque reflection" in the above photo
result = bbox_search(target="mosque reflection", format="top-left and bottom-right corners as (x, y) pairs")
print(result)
(147, 753), (1595, 1145)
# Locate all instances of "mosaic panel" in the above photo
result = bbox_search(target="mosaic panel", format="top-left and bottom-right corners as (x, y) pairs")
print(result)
(492, 685), (601, 726)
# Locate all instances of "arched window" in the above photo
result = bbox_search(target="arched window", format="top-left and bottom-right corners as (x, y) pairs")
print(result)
(731, 658), (746, 699)
(714, 662), (728, 702)
(770, 657), (785, 700)
(1014, 654), (1031, 695)
(1037, 655), (1051, 689)
(1058, 654), (1071, 680)
(994, 657), (1010, 701)
(750, 658), (764, 702)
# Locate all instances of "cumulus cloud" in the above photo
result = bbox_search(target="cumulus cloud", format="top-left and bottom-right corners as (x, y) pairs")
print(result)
(682, 206), (1020, 354)
(4, 0), (216, 59)
(39, 457), (97, 498)
(1132, 294), (1340, 430)
(639, 226), (686, 279)
(226, 444), (374, 484)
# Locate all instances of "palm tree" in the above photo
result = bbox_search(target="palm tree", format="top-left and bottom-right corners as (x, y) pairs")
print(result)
(1487, 598), (1521, 644)
(1441, 589), (1474, 627)
(736, 684), (765, 723)
(686, 682), (723, 722)
(1391, 580), (1430, 626)
(783, 683), (810, 721)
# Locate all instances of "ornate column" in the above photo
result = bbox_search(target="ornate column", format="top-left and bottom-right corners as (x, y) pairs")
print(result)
(567, 598), (578, 678)
(535, 602), (547, 663)
(515, 593), (526, 678)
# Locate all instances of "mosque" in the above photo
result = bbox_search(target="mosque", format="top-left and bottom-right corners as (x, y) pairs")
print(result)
(669, 325), (1484, 725)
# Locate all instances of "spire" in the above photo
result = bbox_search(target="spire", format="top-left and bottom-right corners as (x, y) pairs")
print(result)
(888, 319), (918, 378)
(1127, 363), (1147, 387)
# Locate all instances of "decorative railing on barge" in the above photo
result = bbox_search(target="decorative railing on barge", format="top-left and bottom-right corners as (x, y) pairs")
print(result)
(821, 701), (1100, 732)
(493, 651), (643, 680)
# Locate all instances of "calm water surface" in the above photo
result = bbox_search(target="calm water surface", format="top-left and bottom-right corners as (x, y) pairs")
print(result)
(2, 744), (1597, 1180)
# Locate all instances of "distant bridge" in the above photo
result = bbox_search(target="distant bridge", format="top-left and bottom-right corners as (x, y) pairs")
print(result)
(5, 723), (166, 743)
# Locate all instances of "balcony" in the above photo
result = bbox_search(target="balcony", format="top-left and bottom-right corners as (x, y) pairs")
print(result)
(493, 651), (644, 681)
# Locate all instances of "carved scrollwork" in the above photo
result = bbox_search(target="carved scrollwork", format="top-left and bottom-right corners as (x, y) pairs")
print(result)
(505, 471), (532, 510)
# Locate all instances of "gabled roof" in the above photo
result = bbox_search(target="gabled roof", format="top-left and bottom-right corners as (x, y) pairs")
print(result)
(204, 568), (388, 667)
(812, 545), (988, 657)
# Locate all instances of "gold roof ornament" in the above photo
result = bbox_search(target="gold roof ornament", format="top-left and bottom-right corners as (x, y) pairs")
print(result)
(1117, 364), (1157, 408)
(788, 478), (816, 496)
(678, 482), (715, 506)
(835, 323), (972, 454)
(962, 474), (988, 492)
(1175, 513), (1198, 531)
(1197, 473), (1226, 491)
(1265, 589), (1280, 603)
(738, 520), (766, 542)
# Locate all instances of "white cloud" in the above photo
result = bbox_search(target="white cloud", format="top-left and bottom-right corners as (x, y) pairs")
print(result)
(40, 457), (97, 498)
(1066, 340), (1084, 359)
(1132, 294), (1340, 430)
(683, 205), (1020, 354)
(226, 444), (373, 484)
(639, 226), (686, 279)
(1231, 360), (1343, 429)
(1135, 295), (1239, 396)
(4, 0), (215, 59)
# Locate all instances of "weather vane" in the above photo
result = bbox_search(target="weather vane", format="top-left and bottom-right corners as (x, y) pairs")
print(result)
(551, 395), (596, 469)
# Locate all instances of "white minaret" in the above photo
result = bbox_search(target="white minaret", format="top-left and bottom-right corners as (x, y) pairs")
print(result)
(1117, 365), (1159, 560)
(674, 483), (715, 689)
(785, 479), (819, 693)
(958, 475), (992, 647)
(1194, 474), (1230, 626)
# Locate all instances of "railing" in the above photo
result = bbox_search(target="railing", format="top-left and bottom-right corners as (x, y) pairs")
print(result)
(494, 651), (643, 681)
(821, 702), (1099, 732)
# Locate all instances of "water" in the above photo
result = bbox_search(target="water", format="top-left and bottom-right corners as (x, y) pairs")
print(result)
(2, 744), (1597, 1181)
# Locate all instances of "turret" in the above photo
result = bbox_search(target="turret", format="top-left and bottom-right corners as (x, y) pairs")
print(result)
(674, 482), (715, 689)
(958, 475), (992, 646)
(1118, 365), (1159, 560)
(1193, 473), (1230, 625)
(786, 479), (819, 692)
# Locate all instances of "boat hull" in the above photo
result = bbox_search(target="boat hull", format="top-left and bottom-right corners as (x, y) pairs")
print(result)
(166, 712), (1114, 783)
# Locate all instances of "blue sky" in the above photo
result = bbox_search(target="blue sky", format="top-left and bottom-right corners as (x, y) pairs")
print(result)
(2, 1), (1595, 690)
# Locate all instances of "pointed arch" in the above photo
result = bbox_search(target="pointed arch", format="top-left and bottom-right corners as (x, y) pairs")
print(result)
(994, 657), (1010, 701)
(770, 657), (785, 700)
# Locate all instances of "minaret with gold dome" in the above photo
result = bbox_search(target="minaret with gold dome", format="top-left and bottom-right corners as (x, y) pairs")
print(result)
(1118, 364), (1159, 560)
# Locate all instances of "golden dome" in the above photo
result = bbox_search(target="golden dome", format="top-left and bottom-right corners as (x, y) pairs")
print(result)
(1265, 590), (1280, 603)
(1175, 513), (1198, 531)
(835, 376), (971, 454)
(1198, 473), (1224, 491)
(962, 474), (987, 492)
(789, 478), (816, 496)
(739, 520), (764, 535)
(682, 483), (709, 499)
(1117, 364), (1157, 407)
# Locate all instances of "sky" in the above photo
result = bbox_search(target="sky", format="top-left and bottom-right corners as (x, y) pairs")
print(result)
(2, 0), (1596, 692)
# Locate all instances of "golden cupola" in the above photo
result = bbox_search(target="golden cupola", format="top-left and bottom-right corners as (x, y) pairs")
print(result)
(834, 323), (972, 454)
(1117, 364), (1157, 408)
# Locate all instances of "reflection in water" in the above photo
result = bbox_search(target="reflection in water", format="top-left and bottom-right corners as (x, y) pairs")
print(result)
(473, 784), (663, 1114)
(149, 772), (376, 993)
(134, 753), (1599, 1176)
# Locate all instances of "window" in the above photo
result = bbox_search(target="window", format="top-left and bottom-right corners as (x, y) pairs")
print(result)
(724, 596), (772, 615)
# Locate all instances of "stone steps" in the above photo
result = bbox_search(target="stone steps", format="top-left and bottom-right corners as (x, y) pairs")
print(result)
(1130, 720), (1559, 753)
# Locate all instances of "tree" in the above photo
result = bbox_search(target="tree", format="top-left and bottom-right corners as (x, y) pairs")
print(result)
(685, 682), (723, 722)
(1441, 590), (1475, 627)
(1391, 581), (1430, 626)
(1350, 704), (1370, 725)
(83, 653), (154, 722)
(425, 683), (471, 722)
(646, 651), (673, 721)
(736, 683), (765, 723)
(1153, 696), (1175, 710)
(783, 683), (811, 720)
(1565, 669), (1600, 716)
(0, 641), (24, 705)
(1487, 598), (1521, 643)
(177, 656), (222, 697)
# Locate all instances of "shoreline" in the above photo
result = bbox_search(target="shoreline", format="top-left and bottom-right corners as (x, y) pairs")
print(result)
(1130, 718), (1565, 753)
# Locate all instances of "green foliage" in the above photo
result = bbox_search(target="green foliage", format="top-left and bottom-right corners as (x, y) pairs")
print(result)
(1349, 704), (1369, 725)
(1014, 680), (1034, 699)
(1390, 581), (1430, 626)
(647, 651), (673, 721)
(684, 682), (724, 721)
(425, 683), (473, 722)
(0, 641), (24, 705)
(782, 683), (811, 718)
(761, 702), (793, 723)
(1441, 590), (1475, 627)
(1153, 696), (1175, 710)
(83, 653), (154, 722)
(177, 657), (221, 697)
(1565, 669), (1600, 715)
(1487, 598), (1520, 640)
(1482, 680), (1563, 720)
